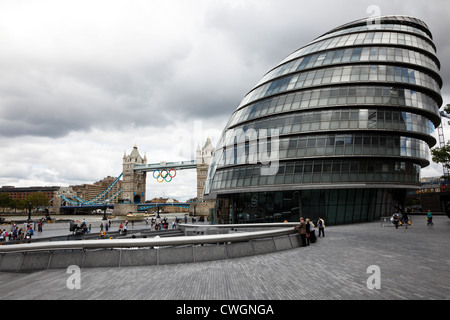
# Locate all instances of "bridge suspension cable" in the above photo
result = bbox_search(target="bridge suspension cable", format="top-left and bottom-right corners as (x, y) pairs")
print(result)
(60, 173), (123, 206)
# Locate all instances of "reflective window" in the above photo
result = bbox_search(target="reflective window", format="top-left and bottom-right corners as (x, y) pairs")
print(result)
(209, 159), (421, 191)
(218, 133), (429, 168)
(277, 31), (436, 68)
(230, 85), (439, 127)
(216, 188), (406, 224)
(312, 23), (433, 44)
(227, 109), (435, 139)
(256, 46), (440, 88)
(240, 65), (440, 109)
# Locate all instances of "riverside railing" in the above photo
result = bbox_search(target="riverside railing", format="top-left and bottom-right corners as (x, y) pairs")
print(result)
(0, 226), (297, 253)
(0, 223), (301, 271)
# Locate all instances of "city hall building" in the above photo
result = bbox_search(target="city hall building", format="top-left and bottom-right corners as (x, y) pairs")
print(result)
(204, 16), (443, 225)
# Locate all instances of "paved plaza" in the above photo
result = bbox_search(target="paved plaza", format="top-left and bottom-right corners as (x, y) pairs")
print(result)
(0, 215), (449, 300)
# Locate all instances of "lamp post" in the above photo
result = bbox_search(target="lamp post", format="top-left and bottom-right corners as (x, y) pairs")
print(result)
(28, 202), (32, 223)
(103, 200), (109, 220)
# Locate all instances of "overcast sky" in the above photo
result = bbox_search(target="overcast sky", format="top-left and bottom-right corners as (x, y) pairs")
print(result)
(1, 0), (449, 201)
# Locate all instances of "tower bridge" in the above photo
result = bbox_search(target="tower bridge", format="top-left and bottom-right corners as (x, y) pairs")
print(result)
(56, 139), (215, 216)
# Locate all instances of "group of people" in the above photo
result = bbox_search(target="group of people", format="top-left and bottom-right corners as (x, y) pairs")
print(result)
(145, 217), (177, 230)
(391, 210), (411, 229)
(295, 217), (325, 247)
(0, 221), (44, 242)
(391, 208), (435, 228)
(76, 217), (180, 237)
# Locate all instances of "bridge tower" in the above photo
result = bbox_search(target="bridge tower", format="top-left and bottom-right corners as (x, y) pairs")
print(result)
(196, 137), (214, 201)
(122, 145), (147, 204)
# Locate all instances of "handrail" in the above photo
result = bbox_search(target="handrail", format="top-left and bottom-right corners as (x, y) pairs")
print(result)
(180, 222), (299, 228)
(0, 227), (298, 254)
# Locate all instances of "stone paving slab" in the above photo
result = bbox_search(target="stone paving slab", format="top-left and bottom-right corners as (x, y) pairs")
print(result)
(0, 216), (449, 301)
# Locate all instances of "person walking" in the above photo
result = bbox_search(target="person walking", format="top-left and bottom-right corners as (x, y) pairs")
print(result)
(305, 218), (312, 246)
(317, 217), (325, 237)
(427, 210), (433, 226)
(402, 210), (410, 229)
(393, 212), (400, 229)
(308, 219), (316, 243)
(295, 217), (307, 247)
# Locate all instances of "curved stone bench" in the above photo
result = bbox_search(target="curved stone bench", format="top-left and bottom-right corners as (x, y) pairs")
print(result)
(0, 224), (301, 271)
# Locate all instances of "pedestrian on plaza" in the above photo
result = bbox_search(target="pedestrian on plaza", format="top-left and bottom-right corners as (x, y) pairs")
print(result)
(427, 210), (433, 226)
(123, 223), (128, 235)
(308, 219), (317, 243)
(305, 218), (312, 246)
(105, 222), (109, 232)
(100, 223), (103, 232)
(317, 217), (325, 237)
(119, 222), (123, 233)
(87, 224), (91, 233)
(393, 212), (400, 229)
(295, 217), (307, 247)
(402, 210), (410, 229)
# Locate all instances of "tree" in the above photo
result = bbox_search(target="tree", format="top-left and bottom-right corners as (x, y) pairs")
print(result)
(26, 192), (50, 213)
(0, 193), (11, 212)
(431, 104), (450, 180)
(10, 199), (27, 213)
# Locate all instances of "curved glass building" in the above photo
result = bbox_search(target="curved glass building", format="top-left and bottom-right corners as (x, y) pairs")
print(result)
(204, 15), (443, 225)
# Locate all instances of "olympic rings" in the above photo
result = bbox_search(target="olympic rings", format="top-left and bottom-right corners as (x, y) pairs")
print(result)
(152, 169), (176, 183)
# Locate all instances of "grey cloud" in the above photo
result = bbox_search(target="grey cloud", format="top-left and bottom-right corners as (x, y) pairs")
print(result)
(1, 0), (449, 192)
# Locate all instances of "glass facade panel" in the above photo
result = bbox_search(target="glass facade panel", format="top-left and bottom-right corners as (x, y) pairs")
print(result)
(241, 65), (440, 108)
(229, 86), (439, 128)
(215, 188), (405, 226)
